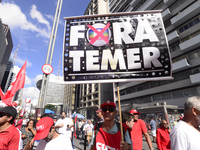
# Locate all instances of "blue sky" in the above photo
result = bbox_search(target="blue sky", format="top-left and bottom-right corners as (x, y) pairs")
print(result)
(0, 0), (90, 105)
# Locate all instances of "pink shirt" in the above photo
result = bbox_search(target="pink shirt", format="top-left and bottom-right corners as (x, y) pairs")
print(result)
(130, 119), (148, 150)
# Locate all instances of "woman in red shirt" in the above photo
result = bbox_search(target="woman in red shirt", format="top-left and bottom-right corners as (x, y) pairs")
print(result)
(156, 120), (171, 150)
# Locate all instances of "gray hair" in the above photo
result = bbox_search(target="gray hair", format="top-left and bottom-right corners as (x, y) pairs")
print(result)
(184, 96), (200, 114)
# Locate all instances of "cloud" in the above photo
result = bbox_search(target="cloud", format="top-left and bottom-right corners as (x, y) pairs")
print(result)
(35, 73), (63, 83)
(30, 5), (51, 31)
(0, 2), (51, 38)
(11, 52), (32, 67)
(22, 86), (40, 106)
(45, 14), (65, 26)
(25, 75), (32, 85)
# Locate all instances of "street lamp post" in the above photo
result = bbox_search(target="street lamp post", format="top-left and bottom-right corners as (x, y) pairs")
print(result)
(37, 0), (63, 109)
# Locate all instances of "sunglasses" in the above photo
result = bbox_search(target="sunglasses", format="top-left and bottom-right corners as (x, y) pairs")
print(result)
(102, 107), (116, 112)
(0, 113), (8, 118)
(163, 123), (168, 125)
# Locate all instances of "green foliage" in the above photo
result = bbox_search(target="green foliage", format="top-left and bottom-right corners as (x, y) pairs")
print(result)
(45, 104), (55, 110)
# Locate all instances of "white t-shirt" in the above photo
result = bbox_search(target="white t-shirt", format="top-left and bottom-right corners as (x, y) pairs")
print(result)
(44, 134), (73, 150)
(55, 117), (73, 138)
(85, 123), (94, 133)
(170, 120), (200, 150)
(35, 135), (73, 150)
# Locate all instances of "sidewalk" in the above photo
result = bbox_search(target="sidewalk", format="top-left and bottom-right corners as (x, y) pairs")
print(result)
(73, 137), (90, 150)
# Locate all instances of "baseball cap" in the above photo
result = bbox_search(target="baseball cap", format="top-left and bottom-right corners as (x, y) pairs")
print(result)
(101, 101), (116, 109)
(0, 106), (17, 117)
(34, 117), (54, 141)
(129, 109), (140, 114)
(96, 109), (102, 113)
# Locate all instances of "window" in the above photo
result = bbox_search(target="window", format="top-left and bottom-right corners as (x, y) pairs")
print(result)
(152, 95), (161, 101)
(161, 93), (172, 100)
(172, 91), (184, 98)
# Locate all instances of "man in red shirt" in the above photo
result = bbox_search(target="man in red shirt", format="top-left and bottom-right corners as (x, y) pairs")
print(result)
(129, 109), (154, 150)
(0, 106), (21, 150)
(91, 101), (132, 150)
(156, 120), (171, 150)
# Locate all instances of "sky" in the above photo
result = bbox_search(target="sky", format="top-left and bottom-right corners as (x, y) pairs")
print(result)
(0, 0), (90, 106)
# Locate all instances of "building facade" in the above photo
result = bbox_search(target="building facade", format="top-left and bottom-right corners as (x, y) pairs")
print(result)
(108, 0), (200, 109)
(36, 79), (64, 107)
(63, 84), (76, 116)
(0, 20), (13, 87)
(74, 0), (114, 121)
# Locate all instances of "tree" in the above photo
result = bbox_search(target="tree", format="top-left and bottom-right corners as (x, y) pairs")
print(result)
(45, 104), (55, 111)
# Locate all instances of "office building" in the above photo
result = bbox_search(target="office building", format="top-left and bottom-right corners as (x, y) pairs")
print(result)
(108, 0), (200, 109)
(36, 79), (64, 107)
(73, 0), (114, 120)
(0, 20), (13, 87)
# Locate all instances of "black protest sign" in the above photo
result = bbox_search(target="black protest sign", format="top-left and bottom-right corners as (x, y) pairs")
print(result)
(63, 11), (172, 84)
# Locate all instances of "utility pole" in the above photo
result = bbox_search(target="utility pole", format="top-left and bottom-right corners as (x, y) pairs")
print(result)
(37, 0), (63, 110)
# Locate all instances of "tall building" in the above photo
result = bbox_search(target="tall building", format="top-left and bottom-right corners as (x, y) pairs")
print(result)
(63, 84), (76, 116)
(108, 0), (200, 109)
(1, 58), (14, 92)
(0, 20), (13, 87)
(36, 80), (64, 107)
(74, 0), (114, 120)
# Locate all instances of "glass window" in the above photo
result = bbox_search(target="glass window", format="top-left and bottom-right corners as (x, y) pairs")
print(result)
(183, 24), (189, 30)
(194, 17), (200, 24)
(172, 91), (184, 98)
(161, 93), (172, 100)
(152, 95), (161, 101)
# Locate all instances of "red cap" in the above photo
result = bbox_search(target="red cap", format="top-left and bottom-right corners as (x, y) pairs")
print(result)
(129, 109), (140, 114)
(34, 117), (54, 141)
(101, 101), (116, 109)
(96, 109), (102, 113)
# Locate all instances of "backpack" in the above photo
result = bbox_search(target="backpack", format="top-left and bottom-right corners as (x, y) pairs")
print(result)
(93, 122), (128, 145)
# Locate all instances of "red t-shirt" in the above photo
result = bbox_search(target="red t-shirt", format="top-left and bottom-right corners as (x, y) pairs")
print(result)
(94, 127), (121, 150)
(0, 124), (21, 150)
(156, 127), (171, 150)
(130, 119), (148, 150)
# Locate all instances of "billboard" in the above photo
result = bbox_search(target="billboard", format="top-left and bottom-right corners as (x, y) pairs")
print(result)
(63, 11), (172, 84)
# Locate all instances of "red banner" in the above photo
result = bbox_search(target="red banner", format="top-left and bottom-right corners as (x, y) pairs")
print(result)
(0, 61), (27, 106)
(74, 115), (77, 138)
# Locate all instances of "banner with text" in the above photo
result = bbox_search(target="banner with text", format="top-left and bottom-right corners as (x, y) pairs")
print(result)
(63, 11), (172, 84)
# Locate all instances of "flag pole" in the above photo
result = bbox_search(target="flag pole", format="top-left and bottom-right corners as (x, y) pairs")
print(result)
(117, 82), (124, 141)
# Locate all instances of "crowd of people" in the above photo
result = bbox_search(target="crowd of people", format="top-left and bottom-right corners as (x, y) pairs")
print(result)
(0, 96), (200, 150)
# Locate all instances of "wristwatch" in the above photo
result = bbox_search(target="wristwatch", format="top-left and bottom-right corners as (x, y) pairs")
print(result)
(151, 148), (154, 150)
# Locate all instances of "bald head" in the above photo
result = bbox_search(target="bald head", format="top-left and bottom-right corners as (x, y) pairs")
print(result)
(161, 120), (168, 129)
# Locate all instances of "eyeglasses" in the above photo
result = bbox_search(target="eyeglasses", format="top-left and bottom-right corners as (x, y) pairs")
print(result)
(0, 113), (8, 118)
(102, 107), (116, 112)
(131, 113), (138, 116)
(163, 123), (168, 125)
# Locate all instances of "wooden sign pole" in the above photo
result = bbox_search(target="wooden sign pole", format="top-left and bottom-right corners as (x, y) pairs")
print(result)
(117, 83), (124, 141)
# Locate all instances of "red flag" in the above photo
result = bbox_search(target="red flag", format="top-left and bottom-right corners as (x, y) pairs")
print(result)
(0, 88), (5, 98)
(74, 115), (77, 138)
(10, 60), (27, 96)
(0, 61), (27, 99)
(2, 96), (13, 106)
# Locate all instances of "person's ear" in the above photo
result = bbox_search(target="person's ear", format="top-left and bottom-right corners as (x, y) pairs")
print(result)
(7, 116), (13, 122)
(192, 107), (197, 116)
(125, 121), (129, 125)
